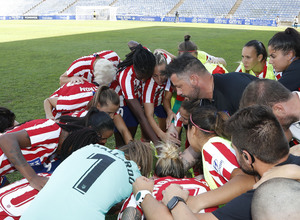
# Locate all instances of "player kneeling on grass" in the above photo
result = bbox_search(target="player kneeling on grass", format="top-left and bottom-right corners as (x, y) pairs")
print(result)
(59, 50), (120, 86)
(0, 108), (113, 190)
(20, 140), (153, 220)
(110, 44), (160, 147)
(118, 142), (217, 220)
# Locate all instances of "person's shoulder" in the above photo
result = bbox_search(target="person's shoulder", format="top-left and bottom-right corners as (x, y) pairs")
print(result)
(119, 65), (135, 78)
(213, 72), (257, 81)
(212, 189), (254, 220)
(285, 154), (300, 166)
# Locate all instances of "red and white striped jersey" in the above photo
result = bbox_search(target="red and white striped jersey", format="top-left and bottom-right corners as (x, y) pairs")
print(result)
(66, 50), (120, 83)
(0, 173), (51, 220)
(174, 111), (183, 127)
(3, 119), (61, 177)
(50, 81), (98, 119)
(202, 137), (239, 188)
(110, 65), (143, 107)
(68, 109), (88, 118)
(142, 52), (171, 106)
(117, 177), (217, 220)
(142, 78), (166, 107)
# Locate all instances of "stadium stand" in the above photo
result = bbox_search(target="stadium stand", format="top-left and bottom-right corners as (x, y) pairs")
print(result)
(0, 0), (41, 16)
(26, 0), (76, 15)
(112, 0), (178, 16)
(233, 0), (300, 22)
(0, 0), (298, 23)
(178, 0), (236, 18)
(64, 0), (114, 14)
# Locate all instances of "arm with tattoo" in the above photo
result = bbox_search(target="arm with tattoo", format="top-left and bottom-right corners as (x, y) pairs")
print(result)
(121, 207), (142, 220)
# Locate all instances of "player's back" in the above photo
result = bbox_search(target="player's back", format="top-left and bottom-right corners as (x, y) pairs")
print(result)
(21, 144), (141, 220)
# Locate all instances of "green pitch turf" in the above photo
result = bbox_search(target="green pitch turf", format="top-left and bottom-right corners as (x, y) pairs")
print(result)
(0, 19), (285, 219)
(0, 20), (279, 123)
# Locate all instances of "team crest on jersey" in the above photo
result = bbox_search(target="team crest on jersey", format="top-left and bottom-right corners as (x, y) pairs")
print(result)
(213, 159), (223, 174)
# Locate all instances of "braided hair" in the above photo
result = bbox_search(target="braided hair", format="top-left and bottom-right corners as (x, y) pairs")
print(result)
(59, 128), (100, 161)
(118, 44), (156, 81)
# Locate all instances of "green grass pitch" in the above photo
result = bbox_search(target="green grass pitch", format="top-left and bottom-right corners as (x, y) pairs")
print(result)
(0, 20), (281, 218)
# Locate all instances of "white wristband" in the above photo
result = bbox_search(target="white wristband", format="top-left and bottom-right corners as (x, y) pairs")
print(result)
(135, 190), (152, 207)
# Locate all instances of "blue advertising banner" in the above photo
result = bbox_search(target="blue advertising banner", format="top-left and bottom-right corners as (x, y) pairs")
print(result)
(0, 14), (276, 26)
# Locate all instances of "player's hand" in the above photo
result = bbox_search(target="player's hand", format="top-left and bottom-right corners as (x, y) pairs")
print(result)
(161, 132), (181, 146)
(70, 76), (87, 85)
(207, 56), (227, 66)
(162, 184), (189, 205)
(167, 123), (179, 139)
(133, 176), (154, 196)
(29, 175), (49, 191)
(166, 112), (177, 129)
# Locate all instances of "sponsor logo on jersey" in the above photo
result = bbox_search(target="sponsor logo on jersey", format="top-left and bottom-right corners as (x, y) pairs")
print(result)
(28, 158), (41, 166)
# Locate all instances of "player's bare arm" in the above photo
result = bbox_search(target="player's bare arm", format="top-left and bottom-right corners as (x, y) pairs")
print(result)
(0, 131), (48, 190)
(126, 98), (160, 145)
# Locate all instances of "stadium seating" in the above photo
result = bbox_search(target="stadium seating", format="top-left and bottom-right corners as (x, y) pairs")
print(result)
(64, 0), (114, 14)
(0, 0), (40, 16)
(28, 0), (75, 15)
(113, 0), (177, 16)
(0, 0), (298, 21)
(178, 0), (236, 18)
(234, 0), (300, 22)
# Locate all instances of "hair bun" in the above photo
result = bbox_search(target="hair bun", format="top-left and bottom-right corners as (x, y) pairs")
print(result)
(157, 142), (179, 160)
(285, 28), (292, 35)
(184, 35), (191, 42)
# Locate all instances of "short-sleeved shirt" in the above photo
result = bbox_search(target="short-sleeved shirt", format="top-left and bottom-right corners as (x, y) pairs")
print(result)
(278, 59), (300, 91)
(50, 81), (98, 119)
(202, 137), (239, 189)
(235, 59), (276, 80)
(2, 119), (61, 176)
(110, 65), (143, 107)
(21, 144), (141, 220)
(201, 72), (257, 116)
(197, 51), (228, 74)
(66, 50), (120, 83)
(142, 52), (171, 107)
(142, 78), (166, 107)
(212, 154), (300, 220)
(0, 173), (51, 219)
(117, 176), (217, 220)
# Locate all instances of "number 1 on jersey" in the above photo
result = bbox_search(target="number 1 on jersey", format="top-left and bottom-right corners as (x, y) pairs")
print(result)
(73, 153), (115, 194)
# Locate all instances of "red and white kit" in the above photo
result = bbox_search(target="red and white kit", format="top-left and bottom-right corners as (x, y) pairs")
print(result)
(0, 173), (51, 220)
(66, 50), (121, 83)
(202, 137), (239, 188)
(0, 119), (61, 184)
(110, 65), (143, 107)
(50, 81), (98, 119)
(142, 53), (171, 107)
(118, 176), (217, 220)
(142, 78), (166, 107)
